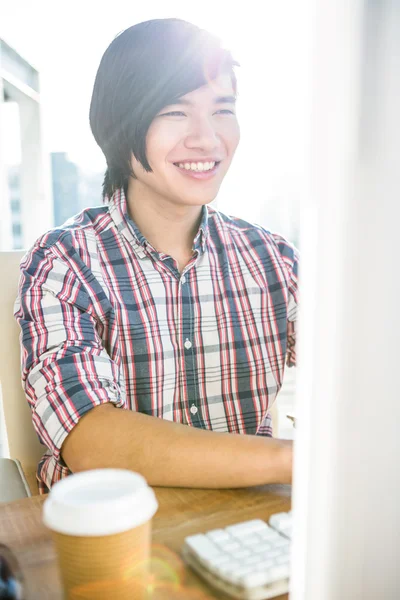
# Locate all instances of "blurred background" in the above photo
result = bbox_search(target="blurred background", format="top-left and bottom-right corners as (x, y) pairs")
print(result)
(0, 0), (312, 249)
(0, 0), (311, 437)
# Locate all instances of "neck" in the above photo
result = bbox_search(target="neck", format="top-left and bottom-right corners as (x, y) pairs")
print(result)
(126, 179), (204, 267)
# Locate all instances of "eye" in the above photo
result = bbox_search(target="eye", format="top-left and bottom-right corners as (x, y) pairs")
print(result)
(159, 111), (186, 117)
(214, 109), (236, 116)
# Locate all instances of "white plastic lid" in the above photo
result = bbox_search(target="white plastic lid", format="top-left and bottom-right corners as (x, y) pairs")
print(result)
(43, 469), (158, 536)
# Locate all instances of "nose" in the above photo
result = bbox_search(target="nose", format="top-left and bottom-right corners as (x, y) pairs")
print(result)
(184, 115), (220, 153)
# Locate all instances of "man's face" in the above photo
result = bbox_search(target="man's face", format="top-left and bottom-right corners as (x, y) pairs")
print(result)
(130, 73), (240, 207)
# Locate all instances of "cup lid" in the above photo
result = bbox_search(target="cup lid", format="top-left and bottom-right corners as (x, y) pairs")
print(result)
(43, 469), (158, 536)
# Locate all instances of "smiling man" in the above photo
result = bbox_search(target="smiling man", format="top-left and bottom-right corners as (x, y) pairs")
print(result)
(15, 19), (298, 494)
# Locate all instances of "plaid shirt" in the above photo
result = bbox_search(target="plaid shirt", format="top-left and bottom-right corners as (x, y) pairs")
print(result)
(14, 188), (298, 493)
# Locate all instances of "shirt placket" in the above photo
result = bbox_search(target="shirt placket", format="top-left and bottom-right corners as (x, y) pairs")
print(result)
(174, 260), (202, 427)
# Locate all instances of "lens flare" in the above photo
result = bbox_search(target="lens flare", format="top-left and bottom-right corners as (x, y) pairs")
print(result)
(72, 543), (214, 599)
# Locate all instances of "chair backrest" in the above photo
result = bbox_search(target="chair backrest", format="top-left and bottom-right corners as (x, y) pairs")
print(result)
(0, 251), (45, 477)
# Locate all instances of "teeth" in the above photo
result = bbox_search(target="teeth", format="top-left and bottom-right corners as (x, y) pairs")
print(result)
(177, 161), (216, 172)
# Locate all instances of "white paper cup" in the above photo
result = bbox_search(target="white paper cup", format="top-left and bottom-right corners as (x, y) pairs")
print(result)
(43, 469), (158, 600)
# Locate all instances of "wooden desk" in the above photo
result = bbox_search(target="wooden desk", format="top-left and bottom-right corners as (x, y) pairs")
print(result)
(0, 484), (291, 599)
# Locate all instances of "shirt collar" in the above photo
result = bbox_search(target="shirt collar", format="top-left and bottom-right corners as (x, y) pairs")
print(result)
(193, 204), (209, 254)
(108, 186), (209, 259)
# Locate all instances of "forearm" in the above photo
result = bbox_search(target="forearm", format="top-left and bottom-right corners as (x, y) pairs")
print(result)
(62, 404), (292, 488)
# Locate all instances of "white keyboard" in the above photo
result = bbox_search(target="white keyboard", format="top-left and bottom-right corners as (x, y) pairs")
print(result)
(182, 512), (292, 600)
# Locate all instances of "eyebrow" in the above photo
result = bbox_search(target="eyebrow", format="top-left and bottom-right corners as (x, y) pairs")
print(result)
(171, 95), (237, 107)
(214, 95), (237, 104)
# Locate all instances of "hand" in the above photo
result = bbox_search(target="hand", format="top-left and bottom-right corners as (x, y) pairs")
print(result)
(273, 439), (293, 484)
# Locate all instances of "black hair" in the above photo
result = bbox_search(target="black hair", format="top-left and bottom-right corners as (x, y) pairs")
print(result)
(89, 19), (238, 201)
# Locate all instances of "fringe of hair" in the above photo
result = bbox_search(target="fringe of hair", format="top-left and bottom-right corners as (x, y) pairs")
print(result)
(102, 166), (129, 202)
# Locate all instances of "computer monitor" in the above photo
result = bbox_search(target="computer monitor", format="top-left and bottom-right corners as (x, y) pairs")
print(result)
(291, 1), (400, 598)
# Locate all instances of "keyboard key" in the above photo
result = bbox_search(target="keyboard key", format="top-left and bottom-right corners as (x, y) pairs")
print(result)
(254, 542), (272, 553)
(206, 529), (232, 543)
(256, 559), (275, 571)
(216, 562), (242, 580)
(239, 571), (274, 587)
(229, 565), (256, 583)
(217, 541), (242, 552)
(226, 519), (268, 537)
(267, 564), (290, 582)
(230, 548), (252, 560)
(274, 538), (290, 549)
(269, 513), (292, 539)
(244, 554), (263, 566)
(184, 534), (221, 563)
(209, 554), (231, 567)
(259, 528), (282, 541)
(275, 554), (290, 565)
(269, 513), (290, 528)
(241, 535), (262, 547)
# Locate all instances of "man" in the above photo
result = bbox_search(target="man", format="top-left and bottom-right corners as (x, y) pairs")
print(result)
(15, 19), (298, 494)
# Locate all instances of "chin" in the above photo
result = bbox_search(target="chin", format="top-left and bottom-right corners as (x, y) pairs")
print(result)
(179, 186), (221, 206)
(182, 195), (217, 206)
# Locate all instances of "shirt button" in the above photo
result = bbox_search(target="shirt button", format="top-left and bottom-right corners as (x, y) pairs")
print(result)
(181, 275), (186, 284)
(184, 339), (192, 350)
(190, 405), (198, 415)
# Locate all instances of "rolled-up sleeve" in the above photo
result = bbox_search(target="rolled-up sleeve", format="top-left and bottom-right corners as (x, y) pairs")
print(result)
(14, 242), (127, 464)
(272, 234), (299, 368)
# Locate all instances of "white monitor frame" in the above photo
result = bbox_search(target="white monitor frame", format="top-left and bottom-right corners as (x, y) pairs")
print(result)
(291, 1), (400, 598)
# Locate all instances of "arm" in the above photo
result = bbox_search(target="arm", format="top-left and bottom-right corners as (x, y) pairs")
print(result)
(271, 234), (299, 368)
(62, 404), (292, 488)
(16, 241), (292, 489)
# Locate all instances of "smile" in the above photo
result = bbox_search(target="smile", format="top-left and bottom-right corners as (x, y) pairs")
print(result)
(172, 160), (221, 180)
(174, 161), (217, 172)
